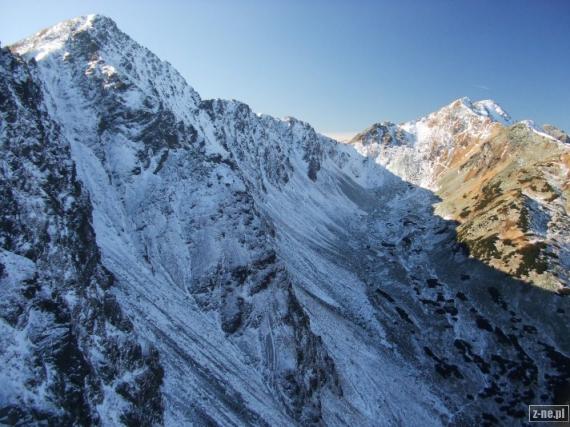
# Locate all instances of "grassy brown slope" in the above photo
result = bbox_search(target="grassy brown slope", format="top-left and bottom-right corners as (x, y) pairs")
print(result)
(434, 123), (570, 292)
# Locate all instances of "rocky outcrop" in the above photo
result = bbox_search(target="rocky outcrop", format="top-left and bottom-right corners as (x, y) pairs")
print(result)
(0, 46), (163, 426)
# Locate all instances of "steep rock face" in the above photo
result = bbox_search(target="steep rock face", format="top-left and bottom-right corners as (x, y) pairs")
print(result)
(3, 14), (570, 427)
(183, 90), (570, 425)
(0, 46), (163, 426)
(11, 15), (341, 425)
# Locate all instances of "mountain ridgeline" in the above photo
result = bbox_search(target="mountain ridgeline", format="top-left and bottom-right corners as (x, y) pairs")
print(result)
(1, 15), (569, 427)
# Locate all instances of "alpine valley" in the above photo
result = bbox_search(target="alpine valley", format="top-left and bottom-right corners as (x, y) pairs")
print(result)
(1, 15), (569, 427)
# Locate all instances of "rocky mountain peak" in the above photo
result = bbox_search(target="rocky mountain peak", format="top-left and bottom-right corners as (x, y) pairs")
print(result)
(470, 99), (513, 124)
(9, 14), (118, 62)
(543, 124), (570, 144)
(348, 98), (513, 161)
(426, 96), (513, 128)
(349, 121), (405, 147)
(10, 14), (202, 147)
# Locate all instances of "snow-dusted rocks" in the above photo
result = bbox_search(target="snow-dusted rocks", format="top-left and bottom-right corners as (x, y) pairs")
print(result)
(0, 46), (163, 425)
(2, 14), (569, 426)
(9, 15), (342, 425)
(349, 97), (514, 189)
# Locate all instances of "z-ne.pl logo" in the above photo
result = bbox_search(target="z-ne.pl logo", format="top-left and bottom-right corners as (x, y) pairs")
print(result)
(529, 405), (569, 422)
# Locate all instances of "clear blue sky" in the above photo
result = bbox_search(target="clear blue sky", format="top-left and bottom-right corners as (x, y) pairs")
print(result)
(1, 0), (568, 135)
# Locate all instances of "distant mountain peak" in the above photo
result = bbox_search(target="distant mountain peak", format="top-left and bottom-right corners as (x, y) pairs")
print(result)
(445, 97), (513, 125)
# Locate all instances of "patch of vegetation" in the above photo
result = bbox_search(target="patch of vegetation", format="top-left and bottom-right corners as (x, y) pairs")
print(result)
(531, 179), (560, 202)
(475, 315), (493, 332)
(515, 242), (548, 277)
(518, 176), (534, 184)
(460, 233), (501, 260)
(474, 181), (502, 212)
(395, 306), (414, 324)
(518, 205), (529, 232)
(423, 347), (464, 380)
(426, 278), (441, 288)
(456, 292), (467, 301)
(459, 207), (471, 219)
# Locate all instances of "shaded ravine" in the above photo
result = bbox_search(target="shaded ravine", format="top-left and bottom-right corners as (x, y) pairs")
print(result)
(261, 151), (570, 426)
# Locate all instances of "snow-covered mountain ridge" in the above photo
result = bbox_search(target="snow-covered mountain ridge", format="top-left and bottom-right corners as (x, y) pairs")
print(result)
(1, 14), (569, 426)
(349, 96), (570, 291)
